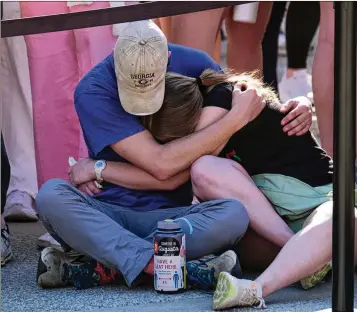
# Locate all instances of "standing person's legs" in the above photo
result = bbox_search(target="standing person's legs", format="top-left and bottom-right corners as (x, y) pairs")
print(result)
(1, 135), (13, 266)
(191, 156), (294, 248)
(35, 179), (249, 287)
(153, 17), (172, 41)
(162, 13), (222, 63)
(1, 137), (10, 216)
(279, 1), (320, 103)
(225, 2), (273, 73)
(311, 2), (334, 157)
(21, 2), (79, 247)
(20, 2), (81, 185)
(68, 1), (119, 160)
(1, 1), (38, 221)
(262, 2), (287, 92)
(286, 2), (320, 72)
(170, 9), (225, 61)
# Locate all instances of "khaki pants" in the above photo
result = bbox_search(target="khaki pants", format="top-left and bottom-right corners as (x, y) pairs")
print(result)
(0, 1), (38, 198)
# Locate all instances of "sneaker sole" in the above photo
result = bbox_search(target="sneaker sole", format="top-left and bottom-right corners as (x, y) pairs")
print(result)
(301, 262), (332, 290)
(213, 272), (237, 310)
(4, 206), (39, 222)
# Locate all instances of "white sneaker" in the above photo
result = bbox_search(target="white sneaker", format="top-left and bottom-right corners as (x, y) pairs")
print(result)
(4, 191), (38, 222)
(36, 232), (62, 250)
(213, 272), (266, 310)
(279, 69), (314, 104)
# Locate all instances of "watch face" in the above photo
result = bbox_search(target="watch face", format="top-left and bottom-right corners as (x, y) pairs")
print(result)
(96, 160), (105, 169)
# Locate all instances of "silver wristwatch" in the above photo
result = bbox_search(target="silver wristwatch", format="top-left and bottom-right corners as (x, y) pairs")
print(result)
(94, 160), (107, 182)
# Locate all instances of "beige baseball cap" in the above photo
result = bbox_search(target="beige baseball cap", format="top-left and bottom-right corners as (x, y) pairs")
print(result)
(114, 20), (168, 116)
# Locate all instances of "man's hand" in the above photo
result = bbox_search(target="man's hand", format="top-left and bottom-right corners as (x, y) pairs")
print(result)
(280, 96), (312, 136)
(68, 158), (96, 186)
(77, 181), (102, 196)
(231, 86), (265, 129)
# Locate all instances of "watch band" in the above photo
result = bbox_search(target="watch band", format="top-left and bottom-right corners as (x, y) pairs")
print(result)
(94, 160), (107, 182)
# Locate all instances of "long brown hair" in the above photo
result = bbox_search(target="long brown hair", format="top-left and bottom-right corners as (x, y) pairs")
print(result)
(141, 69), (279, 143)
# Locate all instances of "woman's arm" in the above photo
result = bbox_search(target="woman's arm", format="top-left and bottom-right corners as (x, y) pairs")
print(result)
(99, 106), (231, 190)
(70, 106), (231, 192)
(194, 106), (230, 155)
(102, 162), (190, 191)
(103, 107), (230, 189)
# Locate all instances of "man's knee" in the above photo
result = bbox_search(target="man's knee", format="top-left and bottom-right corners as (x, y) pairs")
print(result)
(35, 178), (72, 216)
(219, 199), (250, 241)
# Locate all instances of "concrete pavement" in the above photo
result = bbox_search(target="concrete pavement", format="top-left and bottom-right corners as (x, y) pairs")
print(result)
(2, 222), (357, 312)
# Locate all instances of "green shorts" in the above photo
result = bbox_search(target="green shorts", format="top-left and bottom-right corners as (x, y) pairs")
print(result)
(252, 174), (356, 233)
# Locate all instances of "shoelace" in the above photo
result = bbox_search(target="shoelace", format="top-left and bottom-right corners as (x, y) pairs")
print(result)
(254, 299), (267, 309)
(244, 286), (266, 309)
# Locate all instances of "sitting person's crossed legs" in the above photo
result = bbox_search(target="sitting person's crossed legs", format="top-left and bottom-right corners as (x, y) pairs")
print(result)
(35, 20), (253, 290)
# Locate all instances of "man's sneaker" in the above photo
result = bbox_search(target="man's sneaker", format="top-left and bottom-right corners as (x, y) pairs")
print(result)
(36, 232), (62, 249)
(4, 191), (38, 222)
(187, 250), (237, 290)
(37, 247), (119, 289)
(213, 272), (266, 310)
(1, 224), (13, 266)
(279, 69), (314, 104)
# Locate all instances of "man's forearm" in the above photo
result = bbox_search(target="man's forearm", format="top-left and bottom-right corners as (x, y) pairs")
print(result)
(102, 162), (190, 191)
(157, 112), (244, 179)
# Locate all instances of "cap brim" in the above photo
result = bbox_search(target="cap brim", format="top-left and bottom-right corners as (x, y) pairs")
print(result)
(118, 78), (165, 116)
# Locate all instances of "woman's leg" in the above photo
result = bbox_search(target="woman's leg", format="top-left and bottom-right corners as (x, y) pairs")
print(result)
(170, 9), (225, 60)
(225, 2), (273, 73)
(262, 2), (287, 92)
(191, 156), (294, 248)
(312, 2), (334, 156)
(255, 201), (336, 297)
(279, 1), (320, 102)
(213, 201), (341, 309)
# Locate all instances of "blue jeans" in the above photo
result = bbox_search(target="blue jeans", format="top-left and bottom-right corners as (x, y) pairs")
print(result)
(35, 179), (249, 286)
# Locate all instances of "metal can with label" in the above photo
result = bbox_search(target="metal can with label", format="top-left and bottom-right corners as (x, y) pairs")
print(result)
(153, 219), (186, 293)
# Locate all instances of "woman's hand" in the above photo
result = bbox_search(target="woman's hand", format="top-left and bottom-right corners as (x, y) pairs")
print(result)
(231, 85), (265, 129)
(280, 96), (313, 136)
